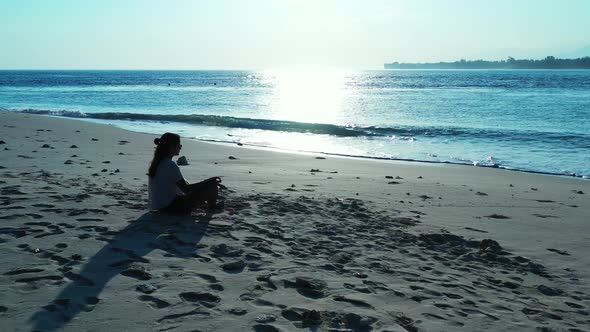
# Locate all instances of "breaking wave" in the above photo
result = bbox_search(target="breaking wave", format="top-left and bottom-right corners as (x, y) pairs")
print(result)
(19, 109), (590, 149)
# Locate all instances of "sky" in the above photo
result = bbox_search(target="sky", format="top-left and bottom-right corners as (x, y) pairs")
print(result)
(1, 0), (589, 69)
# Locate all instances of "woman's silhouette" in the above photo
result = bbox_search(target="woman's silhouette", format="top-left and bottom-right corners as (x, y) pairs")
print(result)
(148, 132), (221, 213)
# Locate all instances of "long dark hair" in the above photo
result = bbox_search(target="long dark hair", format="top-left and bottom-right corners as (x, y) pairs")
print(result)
(148, 132), (180, 178)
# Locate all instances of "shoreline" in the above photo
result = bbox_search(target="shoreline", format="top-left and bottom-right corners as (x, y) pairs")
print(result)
(1, 110), (589, 331)
(5, 108), (589, 180)
(193, 137), (590, 180)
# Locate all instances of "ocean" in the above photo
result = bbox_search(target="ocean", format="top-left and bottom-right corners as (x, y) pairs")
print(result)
(1, 69), (589, 178)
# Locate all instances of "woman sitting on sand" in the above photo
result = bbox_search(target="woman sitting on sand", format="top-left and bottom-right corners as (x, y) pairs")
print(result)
(148, 132), (221, 213)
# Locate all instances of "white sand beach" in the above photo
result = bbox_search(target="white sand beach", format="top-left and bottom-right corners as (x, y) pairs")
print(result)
(1, 110), (589, 332)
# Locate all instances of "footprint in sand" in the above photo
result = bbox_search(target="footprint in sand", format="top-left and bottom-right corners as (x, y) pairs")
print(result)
(138, 295), (169, 308)
(333, 295), (374, 308)
(209, 284), (224, 291)
(64, 272), (95, 286)
(32, 203), (56, 208)
(533, 214), (557, 218)
(4, 268), (45, 276)
(156, 309), (210, 323)
(15, 275), (63, 283)
(179, 292), (221, 308)
(197, 273), (219, 283)
(464, 227), (488, 233)
(121, 265), (152, 280)
(3, 206), (26, 210)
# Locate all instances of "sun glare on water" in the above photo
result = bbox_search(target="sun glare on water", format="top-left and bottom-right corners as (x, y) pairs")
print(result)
(259, 68), (349, 124)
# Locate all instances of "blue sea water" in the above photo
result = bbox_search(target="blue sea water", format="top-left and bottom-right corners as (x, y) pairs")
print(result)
(1, 69), (589, 177)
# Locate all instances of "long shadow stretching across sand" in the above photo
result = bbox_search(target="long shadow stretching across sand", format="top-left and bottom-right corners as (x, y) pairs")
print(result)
(30, 212), (212, 331)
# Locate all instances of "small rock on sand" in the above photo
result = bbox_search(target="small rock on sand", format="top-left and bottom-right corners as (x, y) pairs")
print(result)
(255, 314), (277, 323)
(485, 213), (510, 219)
(177, 156), (189, 166)
(136, 284), (158, 294)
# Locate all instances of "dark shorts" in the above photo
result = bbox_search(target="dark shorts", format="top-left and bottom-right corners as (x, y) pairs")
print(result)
(159, 177), (220, 214)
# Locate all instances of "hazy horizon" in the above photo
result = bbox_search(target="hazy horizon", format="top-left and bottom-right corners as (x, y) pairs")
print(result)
(1, 0), (589, 70)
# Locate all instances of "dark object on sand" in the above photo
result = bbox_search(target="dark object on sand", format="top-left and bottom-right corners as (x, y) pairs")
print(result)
(70, 145), (78, 148)
(228, 156), (238, 160)
(222, 260), (246, 271)
(255, 314), (277, 323)
(302, 310), (322, 324)
(177, 156), (189, 166)
(136, 283), (158, 294)
(486, 213), (510, 219)
(283, 277), (327, 298)
(0, 140), (5, 144)
(537, 285), (563, 296)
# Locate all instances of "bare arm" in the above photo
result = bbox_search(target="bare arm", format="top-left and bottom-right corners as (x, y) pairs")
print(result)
(177, 177), (222, 194)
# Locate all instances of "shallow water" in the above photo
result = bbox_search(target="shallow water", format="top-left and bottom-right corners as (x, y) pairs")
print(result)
(1, 69), (589, 177)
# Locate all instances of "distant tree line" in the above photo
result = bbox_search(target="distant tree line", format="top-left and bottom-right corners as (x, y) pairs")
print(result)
(384, 56), (590, 69)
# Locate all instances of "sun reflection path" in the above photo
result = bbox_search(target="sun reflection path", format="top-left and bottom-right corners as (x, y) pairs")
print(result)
(259, 68), (350, 124)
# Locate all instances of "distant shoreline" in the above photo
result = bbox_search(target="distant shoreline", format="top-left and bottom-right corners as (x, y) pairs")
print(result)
(385, 56), (590, 69)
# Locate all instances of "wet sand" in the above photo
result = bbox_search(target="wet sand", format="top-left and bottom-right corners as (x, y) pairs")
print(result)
(1, 110), (589, 331)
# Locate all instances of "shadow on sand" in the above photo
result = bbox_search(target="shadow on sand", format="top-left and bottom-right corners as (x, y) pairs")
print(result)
(30, 211), (213, 331)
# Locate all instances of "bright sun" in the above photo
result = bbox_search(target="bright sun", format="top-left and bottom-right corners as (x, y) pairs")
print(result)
(260, 68), (348, 124)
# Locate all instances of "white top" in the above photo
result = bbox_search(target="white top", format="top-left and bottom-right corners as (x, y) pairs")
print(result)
(148, 158), (184, 209)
